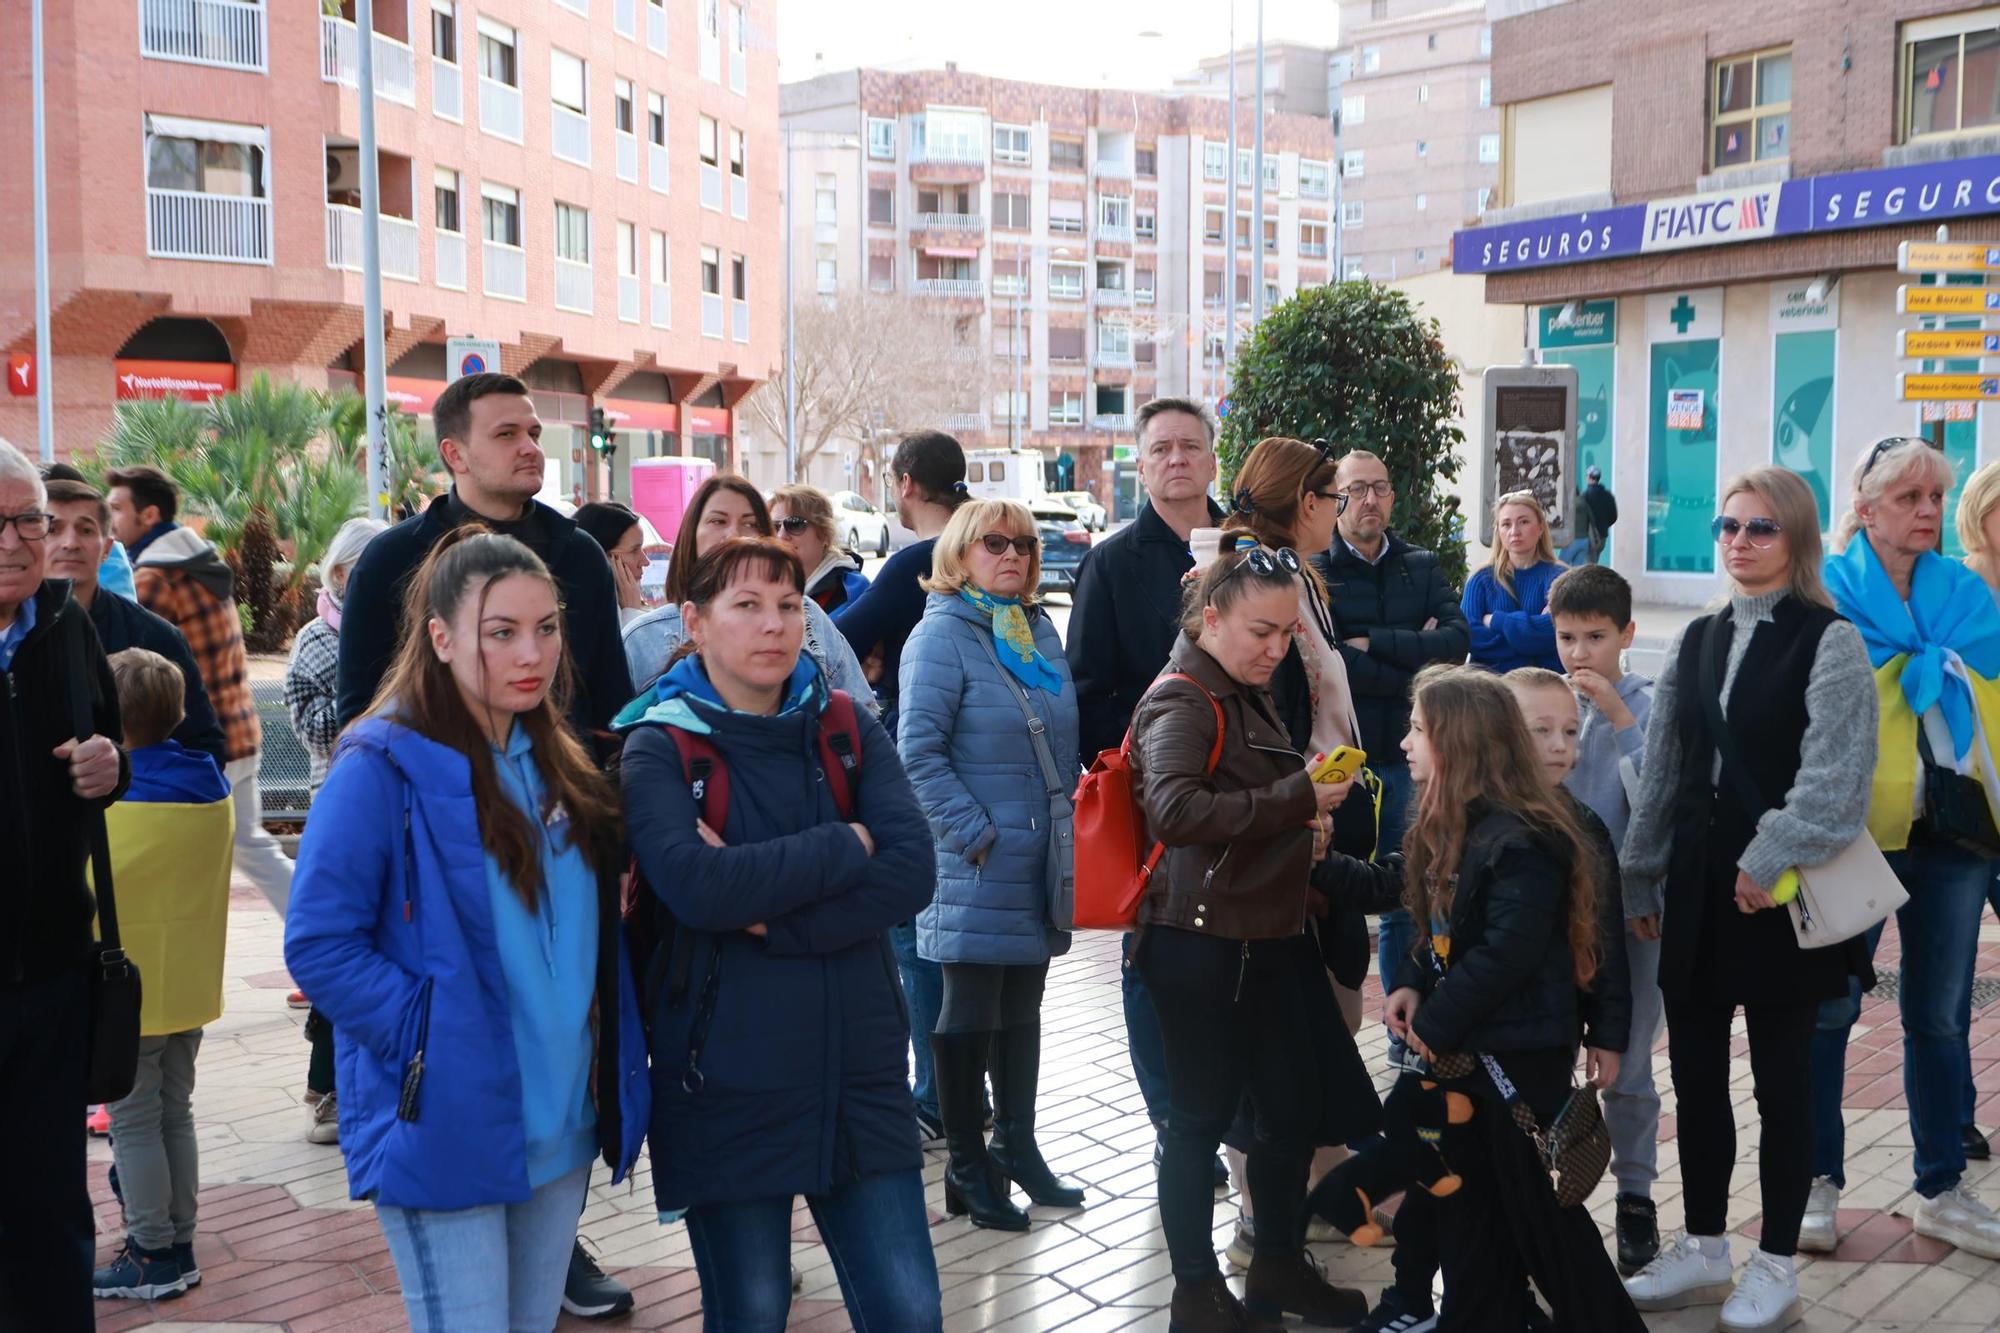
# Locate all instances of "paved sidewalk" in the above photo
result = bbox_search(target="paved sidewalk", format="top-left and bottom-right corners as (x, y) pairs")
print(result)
(89, 881), (2000, 1332)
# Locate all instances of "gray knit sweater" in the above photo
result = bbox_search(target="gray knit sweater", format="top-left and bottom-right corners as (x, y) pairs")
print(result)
(1619, 588), (1878, 915)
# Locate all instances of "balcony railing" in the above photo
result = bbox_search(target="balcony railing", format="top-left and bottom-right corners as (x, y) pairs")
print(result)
(732, 298), (750, 341)
(552, 105), (591, 165)
(648, 143), (669, 192)
(324, 203), (418, 281)
(1094, 286), (1131, 306)
(1096, 346), (1134, 368)
(614, 0), (634, 37)
(911, 143), (984, 165)
(616, 133), (638, 183)
(1050, 410), (1083, 427)
(1097, 220), (1134, 243)
(1300, 241), (1328, 259)
(1093, 159), (1134, 178)
(140, 0), (266, 72)
(483, 240), (526, 300)
(320, 16), (414, 105)
(436, 231), (466, 289)
(432, 59), (461, 120)
(146, 188), (270, 263)
(731, 175), (747, 219)
(941, 412), (984, 431)
(701, 292), (724, 337)
(915, 212), (983, 231)
(555, 257), (593, 313)
(480, 79), (523, 142)
(1093, 413), (1133, 431)
(619, 275), (641, 322)
(647, 3), (667, 53)
(913, 278), (982, 298)
(650, 280), (671, 328)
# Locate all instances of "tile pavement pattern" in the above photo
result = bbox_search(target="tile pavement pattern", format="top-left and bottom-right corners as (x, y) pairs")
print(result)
(89, 884), (2000, 1331)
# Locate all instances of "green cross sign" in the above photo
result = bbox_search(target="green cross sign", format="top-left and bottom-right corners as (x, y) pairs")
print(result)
(1669, 295), (1697, 334)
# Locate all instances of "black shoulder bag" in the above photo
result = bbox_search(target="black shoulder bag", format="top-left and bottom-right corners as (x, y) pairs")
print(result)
(68, 610), (142, 1104)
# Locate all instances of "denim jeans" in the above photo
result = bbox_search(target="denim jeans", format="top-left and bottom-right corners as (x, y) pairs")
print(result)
(1604, 931), (1665, 1197)
(683, 1169), (942, 1332)
(1810, 841), (1993, 1197)
(376, 1162), (590, 1332)
(890, 922), (941, 1117)
(1969, 871), (2000, 1123)
(1121, 933), (1171, 1124)
(1373, 760), (1418, 1058)
(109, 1029), (204, 1251)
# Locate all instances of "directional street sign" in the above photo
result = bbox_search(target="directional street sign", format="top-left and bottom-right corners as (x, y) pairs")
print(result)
(1900, 329), (2000, 358)
(1898, 241), (2000, 273)
(1899, 373), (2000, 402)
(1899, 285), (2000, 315)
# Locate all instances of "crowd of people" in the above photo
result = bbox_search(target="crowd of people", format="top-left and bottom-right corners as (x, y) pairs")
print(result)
(5, 376), (2000, 1333)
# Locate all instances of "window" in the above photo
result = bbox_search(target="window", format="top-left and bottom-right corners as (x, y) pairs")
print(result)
(1416, 140), (1427, 157)
(729, 127), (746, 178)
(482, 183), (520, 244)
(1135, 266), (1154, 302)
(699, 115), (719, 166)
(1478, 134), (1499, 164)
(918, 108), (984, 162)
(1234, 211), (1251, 248)
(1203, 269), (1224, 307)
(992, 255), (1027, 297)
(1095, 260), (1127, 293)
(1050, 390), (1083, 426)
(699, 0), (720, 81)
(867, 117), (895, 159)
(816, 245), (837, 294)
(1361, 46), (1380, 73)
(647, 91), (666, 145)
(1428, 33), (1439, 51)
(550, 49), (586, 114)
(619, 220), (638, 275)
(994, 320), (1026, 358)
(555, 202), (589, 262)
(1135, 146), (1156, 177)
(1481, 26), (1492, 57)
(868, 186), (894, 226)
(432, 3), (457, 61)
(731, 254), (747, 301)
(1136, 209), (1155, 240)
(867, 253), (893, 292)
(1477, 185), (1492, 213)
(1340, 199), (1363, 228)
(1098, 194), (1131, 233)
(1049, 261), (1085, 299)
(1049, 137), (1085, 171)
(1203, 141), (1226, 180)
(146, 128), (264, 197)
(613, 81), (636, 145)
(814, 173), (836, 225)
(1342, 150), (1364, 178)
(992, 191), (1029, 229)
(1097, 322), (1131, 360)
(1416, 193), (1428, 211)
(702, 245), (720, 294)
(1480, 77), (1491, 108)
(433, 167), (461, 232)
(1299, 220), (1327, 257)
(994, 123), (1031, 165)
(1237, 150), (1278, 189)
(1135, 338), (1154, 366)
(1340, 94), (1365, 126)
(1204, 206), (1224, 243)
(478, 25), (516, 84)
(1712, 47), (1792, 165)
(991, 393), (1026, 425)
(1049, 326), (1084, 361)
(1049, 198), (1084, 234)
(1299, 160), (1329, 198)
(1418, 84), (1430, 104)
(728, 1), (746, 94)
(1262, 216), (1278, 254)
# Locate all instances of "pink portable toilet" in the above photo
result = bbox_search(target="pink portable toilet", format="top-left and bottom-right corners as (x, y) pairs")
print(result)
(629, 456), (717, 547)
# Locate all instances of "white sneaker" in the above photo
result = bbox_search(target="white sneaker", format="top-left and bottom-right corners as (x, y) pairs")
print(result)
(1797, 1176), (1839, 1253)
(305, 1090), (339, 1145)
(1224, 1217), (1255, 1269)
(1719, 1250), (1798, 1331)
(1914, 1184), (2000, 1260)
(1623, 1231), (1734, 1310)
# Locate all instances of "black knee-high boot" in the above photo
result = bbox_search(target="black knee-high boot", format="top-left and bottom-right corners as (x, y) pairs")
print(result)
(932, 1031), (1029, 1231)
(987, 1024), (1086, 1209)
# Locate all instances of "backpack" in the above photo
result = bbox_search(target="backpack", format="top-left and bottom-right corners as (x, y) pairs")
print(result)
(1072, 673), (1225, 930)
(620, 690), (865, 1019)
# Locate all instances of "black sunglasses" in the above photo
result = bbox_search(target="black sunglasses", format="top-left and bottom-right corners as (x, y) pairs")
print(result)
(1860, 436), (1933, 479)
(1711, 515), (1783, 548)
(1221, 534), (1302, 580)
(979, 533), (1038, 556)
(775, 515), (812, 535)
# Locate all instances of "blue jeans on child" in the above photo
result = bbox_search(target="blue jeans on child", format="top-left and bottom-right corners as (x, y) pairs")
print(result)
(683, 1168), (942, 1331)
(1810, 842), (1994, 1197)
(891, 922), (942, 1119)
(375, 1162), (591, 1332)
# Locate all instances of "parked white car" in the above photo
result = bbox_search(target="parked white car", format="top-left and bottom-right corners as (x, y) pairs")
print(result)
(1056, 491), (1107, 531)
(830, 489), (893, 556)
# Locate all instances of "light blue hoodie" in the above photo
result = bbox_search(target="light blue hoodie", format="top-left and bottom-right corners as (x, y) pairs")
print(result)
(486, 722), (599, 1189)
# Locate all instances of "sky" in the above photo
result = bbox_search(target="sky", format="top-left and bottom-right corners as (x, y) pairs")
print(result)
(775, 0), (1342, 92)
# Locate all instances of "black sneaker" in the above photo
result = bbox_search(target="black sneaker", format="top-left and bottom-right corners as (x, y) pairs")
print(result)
(562, 1239), (635, 1319)
(915, 1106), (945, 1147)
(92, 1237), (188, 1301)
(175, 1242), (201, 1287)
(1355, 1287), (1437, 1333)
(1614, 1193), (1660, 1276)
(1965, 1123), (1992, 1163)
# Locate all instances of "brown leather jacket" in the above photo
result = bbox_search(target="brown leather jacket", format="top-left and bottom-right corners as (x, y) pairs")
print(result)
(1131, 635), (1317, 941)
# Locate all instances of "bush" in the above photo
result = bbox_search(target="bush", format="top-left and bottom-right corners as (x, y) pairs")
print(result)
(1217, 281), (1469, 588)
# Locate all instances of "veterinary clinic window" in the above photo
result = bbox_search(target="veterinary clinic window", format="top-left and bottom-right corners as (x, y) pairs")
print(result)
(1903, 11), (2000, 140)
(1710, 47), (1791, 168)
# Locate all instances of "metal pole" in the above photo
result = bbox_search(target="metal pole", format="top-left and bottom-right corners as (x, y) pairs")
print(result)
(1252, 0), (1266, 330)
(1225, 1), (1238, 369)
(1011, 291), (1022, 450)
(784, 126), (797, 484)
(30, 0), (54, 462)
(357, 0), (389, 520)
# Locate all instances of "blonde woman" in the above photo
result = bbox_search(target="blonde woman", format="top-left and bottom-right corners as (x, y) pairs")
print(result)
(1464, 490), (1565, 672)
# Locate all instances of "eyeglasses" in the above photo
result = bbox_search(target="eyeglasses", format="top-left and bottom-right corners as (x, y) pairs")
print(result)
(1220, 536), (1302, 582)
(0, 512), (52, 541)
(1860, 436), (1931, 479)
(979, 533), (1038, 557)
(1311, 489), (1351, 513)
(1340, 481), (1395, 502)
(775, 516), (812, 535)
(1711, 515), (1784, 548)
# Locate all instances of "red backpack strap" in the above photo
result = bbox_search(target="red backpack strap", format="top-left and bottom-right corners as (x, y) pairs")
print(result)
(665, 725), (730, 831)
(1143, 672), (1226, 775)
(816, 690), (865, 819)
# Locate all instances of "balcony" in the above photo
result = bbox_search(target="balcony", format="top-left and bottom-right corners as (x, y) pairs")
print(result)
(1093, 158), (1133, 179)
(732, 299), (750, 342)
(432, 58), (461, 120)
(619, 275), (641, 323)
(324, 203), (418, 282)
(909, 143), (985, 184)
(1093, 286), (1131, 307)
(1093, 413), (1133, 431)
(1300, 241), (1328, 259)
(701, 292), (724, 338)
(480, 79), (523, 142)
(140, 0), (266, 72)
(1097, 220), (1134, 243)
(319, 16), (414, 106)
(648, 143), (669, 193)
(912, 278), (983, 298)
(647, 3), (667, 53)
(941, 412), (984, 431)
(146, 188), (270, 263)
(555, 257), (592, 313)
(650, 281), (671, 328)
(616, 133), (638, 183)
(915, 212), (984, 232)
(614, 0), (634, 37)
(1096, 345), (1134, 369)
(436, 231), (466, 289)
(483, 240), (526, 300)
(552, 106), (590, 167)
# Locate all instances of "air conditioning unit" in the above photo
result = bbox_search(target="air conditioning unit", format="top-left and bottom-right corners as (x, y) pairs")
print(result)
(325, 149), (363, 193)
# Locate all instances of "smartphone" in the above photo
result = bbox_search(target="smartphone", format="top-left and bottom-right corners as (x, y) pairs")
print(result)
(1310, 746), (1367, 784)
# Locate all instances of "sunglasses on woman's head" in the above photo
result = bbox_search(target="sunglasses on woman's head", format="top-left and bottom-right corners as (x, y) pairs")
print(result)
(1220, 537), (1302, 580)
(775, 516), (812, 535)
(1860, 436), (1932, 479)
(1711, 515), (1783, 548)
(979, 533), (1038, 556)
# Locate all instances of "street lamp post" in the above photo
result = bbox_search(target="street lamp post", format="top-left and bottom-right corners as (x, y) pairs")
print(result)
(1252, 0), (1267, 330)
(30, 0), (54, 462)
(1225, 1), (1238, 370)
(357, 0), (389, 520)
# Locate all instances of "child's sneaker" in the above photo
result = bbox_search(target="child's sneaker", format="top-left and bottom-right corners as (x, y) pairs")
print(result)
(92, 1238), (188, 1301)
(305, 1090), (339, 1145)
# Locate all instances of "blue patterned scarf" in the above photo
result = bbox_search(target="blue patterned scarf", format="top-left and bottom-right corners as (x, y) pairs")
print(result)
(958, 588), (1063, 695)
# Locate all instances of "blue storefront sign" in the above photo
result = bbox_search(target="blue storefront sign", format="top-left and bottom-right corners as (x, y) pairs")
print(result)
(1456, 152), (2000, 274)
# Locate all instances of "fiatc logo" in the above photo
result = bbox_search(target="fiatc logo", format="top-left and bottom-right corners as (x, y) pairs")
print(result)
(1642, 185), (1782, 253)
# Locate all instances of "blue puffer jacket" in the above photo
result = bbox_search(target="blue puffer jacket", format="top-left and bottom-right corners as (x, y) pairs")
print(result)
(618, 656), (937, 1211)
(898, 593), (1078, 966)
(285, 718), (649, 1210)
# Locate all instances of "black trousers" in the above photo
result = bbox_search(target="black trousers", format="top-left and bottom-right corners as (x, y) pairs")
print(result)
(1665, 991), (1817, 1256)
(305, 1006), (336, 1095)
(935, 960), (1049, 1034)
(1139, 926), (1316, 1283)
(0, 964), (94, 1333)
(1435, 1054), (1645, 1333)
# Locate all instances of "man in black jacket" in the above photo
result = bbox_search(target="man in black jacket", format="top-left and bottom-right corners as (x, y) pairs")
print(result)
(44, 478), (226, 763)
(336, 373), (633, 735)
(0, 440), (129, 1332)
(1069, 397), (1228, 1184)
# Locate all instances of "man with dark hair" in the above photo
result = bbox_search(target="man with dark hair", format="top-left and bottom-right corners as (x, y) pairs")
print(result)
(44, 478), (225, 763)
(332, 371), (635, 1319)
(0, 437), (129, 1331)
(44, 462), (137, 597)
(104, 464), (180, 561)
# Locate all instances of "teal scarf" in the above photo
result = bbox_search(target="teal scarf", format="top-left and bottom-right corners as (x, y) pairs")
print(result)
(959, 588), (1064, 695)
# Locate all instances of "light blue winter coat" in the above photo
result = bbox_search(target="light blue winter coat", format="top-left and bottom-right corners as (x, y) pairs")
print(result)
(898, 592), (1077, 966)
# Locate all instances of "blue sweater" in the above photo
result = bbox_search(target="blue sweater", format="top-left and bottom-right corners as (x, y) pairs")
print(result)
(1463, 560), (1564, 673)
(125, 740), (230, 804)
(834, 538), (936, 728)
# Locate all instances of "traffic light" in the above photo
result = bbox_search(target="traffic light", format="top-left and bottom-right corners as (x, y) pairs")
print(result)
(588, 407), (615, 459)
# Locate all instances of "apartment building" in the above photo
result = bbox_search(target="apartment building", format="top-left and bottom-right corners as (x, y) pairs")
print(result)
(0, 0), (779, 500)
(768, 66), (1335, 511)
(1184, 43), (1335, 119)
(1460, 0), (2000, 605)
(1330, 0), (1500, 281)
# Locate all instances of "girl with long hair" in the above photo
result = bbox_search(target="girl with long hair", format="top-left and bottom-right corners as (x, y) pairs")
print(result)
(1464, 490), (1565, 672)
(285, 528), (649, 1332)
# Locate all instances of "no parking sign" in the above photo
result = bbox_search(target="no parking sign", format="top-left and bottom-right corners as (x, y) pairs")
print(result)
(447, 338), (503, 381)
